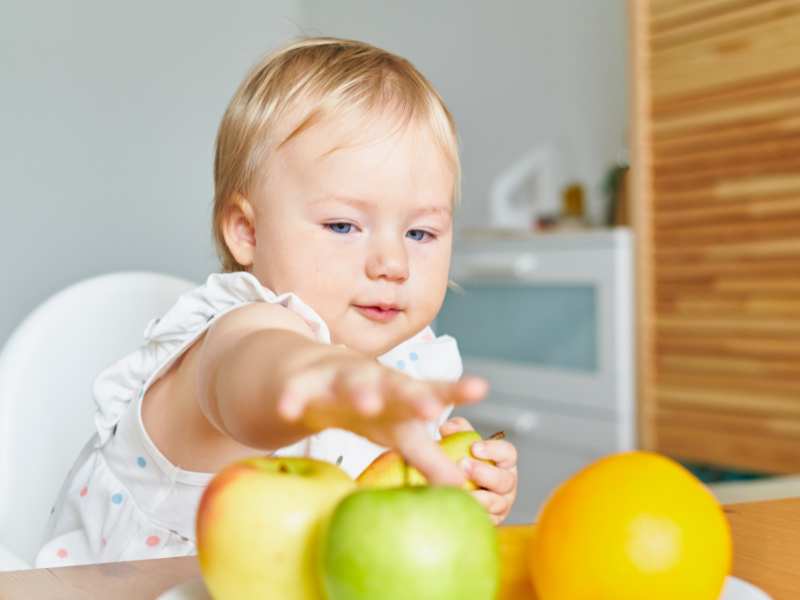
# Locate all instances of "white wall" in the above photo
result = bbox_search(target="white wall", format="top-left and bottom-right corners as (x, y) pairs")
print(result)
(304, 0), (629, 226)
(0, 0), (304, 344)
(1, 1), (628, 344)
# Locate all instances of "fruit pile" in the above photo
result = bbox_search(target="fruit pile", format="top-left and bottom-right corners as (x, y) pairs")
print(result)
(196, 431), (500, 600)
(196, 445), (733, 600)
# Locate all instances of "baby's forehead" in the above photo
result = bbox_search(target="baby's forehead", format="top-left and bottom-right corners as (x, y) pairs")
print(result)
(277, 101), (443, 162)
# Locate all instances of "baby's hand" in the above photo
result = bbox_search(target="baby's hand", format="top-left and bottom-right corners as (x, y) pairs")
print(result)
(440, 417), (518, 525)
(277, 352), (488, 486)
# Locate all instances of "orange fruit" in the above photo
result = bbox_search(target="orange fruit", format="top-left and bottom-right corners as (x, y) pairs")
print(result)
(530, 451), (732, 600)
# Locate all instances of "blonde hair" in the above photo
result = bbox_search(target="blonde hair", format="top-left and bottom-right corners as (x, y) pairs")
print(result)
(212, 37), (461, 272)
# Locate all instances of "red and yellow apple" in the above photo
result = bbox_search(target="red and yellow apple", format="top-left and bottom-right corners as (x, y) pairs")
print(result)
(357, 430), (494, 490)
(196, 456), (355, 600)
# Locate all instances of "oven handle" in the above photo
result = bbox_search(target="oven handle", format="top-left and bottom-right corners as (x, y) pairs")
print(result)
(457, 403), (539, 436)
(457, 253), (539, 280)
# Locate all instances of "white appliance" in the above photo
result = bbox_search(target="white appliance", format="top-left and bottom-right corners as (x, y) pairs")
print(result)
(436, 228), (635, 524)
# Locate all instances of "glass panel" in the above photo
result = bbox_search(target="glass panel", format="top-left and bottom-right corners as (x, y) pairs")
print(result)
(435, 284), (598, 372)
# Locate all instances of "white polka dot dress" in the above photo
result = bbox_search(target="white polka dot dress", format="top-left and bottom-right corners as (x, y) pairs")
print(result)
(35, 272), (462, 568)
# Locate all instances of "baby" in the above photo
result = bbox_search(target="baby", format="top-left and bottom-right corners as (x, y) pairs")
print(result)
(36, 37), (518, 568)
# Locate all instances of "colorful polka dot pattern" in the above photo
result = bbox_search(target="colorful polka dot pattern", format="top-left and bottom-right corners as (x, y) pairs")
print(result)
(146, 535), (160, 547)
(137, 456), (147, 468)
(111, 493), (124, 505)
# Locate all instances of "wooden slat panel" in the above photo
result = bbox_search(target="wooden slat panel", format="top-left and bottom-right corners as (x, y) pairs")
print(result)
(655, 118), (800, 160)
(651, 11), (800, 101)
(656, 296), (800, 318)
(655, 136), (800, 178)
(653, 66), (800, 118)
(631, 0), (659, 450)
(659, 406), (800, 437)
(656, 315), (800, 337)
(656, 385), (800, 418)
(656, 335), (800, 361)
(651, 0), (762, 21)
(653, 157), (800, 191)
(658, 370), (800, 397)
(655, 218), (800, 246)
(652, 1), (800, 53)
(657, 353), (800, 379)
(632, 0), (800, 472)
(653, 95), (800, 139)
(656, 257), (800, 282)
(655, 410), (800, 473)
(654, 174), (800, 206)
(653, 237), (800, 261)
(654, 196), (800, 227)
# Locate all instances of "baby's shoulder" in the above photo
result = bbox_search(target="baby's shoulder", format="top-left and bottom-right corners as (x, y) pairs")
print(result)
(209, 301), (318, 342)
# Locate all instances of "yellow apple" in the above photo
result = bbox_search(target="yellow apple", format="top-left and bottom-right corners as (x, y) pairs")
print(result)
(356, 430), (495, 490)
(196, 456), (355, 600)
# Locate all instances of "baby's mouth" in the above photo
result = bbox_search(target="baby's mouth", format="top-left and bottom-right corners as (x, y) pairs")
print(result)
(353, 304), (403, 323)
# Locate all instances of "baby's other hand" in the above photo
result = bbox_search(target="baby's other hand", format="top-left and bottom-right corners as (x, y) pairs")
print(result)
(276, 353), (488, 486)
(439, 417), (518, 525)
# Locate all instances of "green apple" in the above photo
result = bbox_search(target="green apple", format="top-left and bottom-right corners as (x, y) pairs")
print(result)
(357, 430), (493, 490)
(196, 456), (355, 600)
(319, 485), (500, 600)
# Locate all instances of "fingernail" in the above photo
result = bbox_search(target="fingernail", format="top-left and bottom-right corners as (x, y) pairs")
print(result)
(471, 443), (486, 458)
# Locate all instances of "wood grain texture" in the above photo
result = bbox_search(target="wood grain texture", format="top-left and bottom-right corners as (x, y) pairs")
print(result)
(630, 0), (658, 451)
(725, 498), (800, 600)
(632, 0), (800, 472)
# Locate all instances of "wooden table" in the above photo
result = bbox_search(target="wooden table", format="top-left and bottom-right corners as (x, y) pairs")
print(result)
(1, 498), (798, 599)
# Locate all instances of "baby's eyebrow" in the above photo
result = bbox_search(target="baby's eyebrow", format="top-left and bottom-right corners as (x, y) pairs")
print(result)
(310, 195), (371, 210)
(413, 205), (452, 218)
(311, 195), (452, 217)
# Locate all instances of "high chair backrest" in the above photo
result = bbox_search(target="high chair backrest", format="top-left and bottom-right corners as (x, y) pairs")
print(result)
(0, 272), (195, 567)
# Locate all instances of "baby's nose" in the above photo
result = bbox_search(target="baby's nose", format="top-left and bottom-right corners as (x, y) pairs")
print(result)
(365, 236), (409, 281)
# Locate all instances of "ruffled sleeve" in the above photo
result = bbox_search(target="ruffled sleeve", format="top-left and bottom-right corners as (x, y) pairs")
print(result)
(93, 272), (331, 446)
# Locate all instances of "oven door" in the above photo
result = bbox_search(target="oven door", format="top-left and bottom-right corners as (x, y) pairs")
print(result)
(438, 231), (634, 416)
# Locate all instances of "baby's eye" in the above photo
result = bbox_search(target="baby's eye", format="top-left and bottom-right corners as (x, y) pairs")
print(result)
(326, 222), (354, 234)
(406, 229), (435, 242)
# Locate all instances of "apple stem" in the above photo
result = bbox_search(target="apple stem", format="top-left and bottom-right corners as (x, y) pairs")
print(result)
(489, 431), (506, 440)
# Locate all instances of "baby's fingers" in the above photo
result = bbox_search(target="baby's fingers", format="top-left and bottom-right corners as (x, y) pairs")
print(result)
(386, 376), (445, 420)
(471, 439), (518, 470)
(393, 422), (466, 487)
(277, 373), (331, 422)
(431, 376), (488, 407)
(463, 458), (516, 495)
(471, 490), (509, 523)
(333, 366), (384, 416)
(439, 416), (474, 437)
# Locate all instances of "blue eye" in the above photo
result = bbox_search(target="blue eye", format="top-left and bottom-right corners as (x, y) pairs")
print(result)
(327, 222), (353, 234)
(407, 229), (434, 242)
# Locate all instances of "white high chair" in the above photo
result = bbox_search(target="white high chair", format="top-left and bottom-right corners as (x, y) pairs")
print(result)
(0, 272), (195, 570)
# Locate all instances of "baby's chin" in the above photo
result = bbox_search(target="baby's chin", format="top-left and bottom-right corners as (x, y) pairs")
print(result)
(331, 327), (412, 358)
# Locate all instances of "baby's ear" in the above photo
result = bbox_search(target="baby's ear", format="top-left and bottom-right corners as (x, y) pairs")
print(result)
(221, 194), (257, 268)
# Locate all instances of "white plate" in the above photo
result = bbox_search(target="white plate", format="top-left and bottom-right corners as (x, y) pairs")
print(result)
(156, 575), (772, 600)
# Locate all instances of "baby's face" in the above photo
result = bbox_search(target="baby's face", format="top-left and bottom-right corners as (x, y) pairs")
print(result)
(249, 111), (455, 356)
